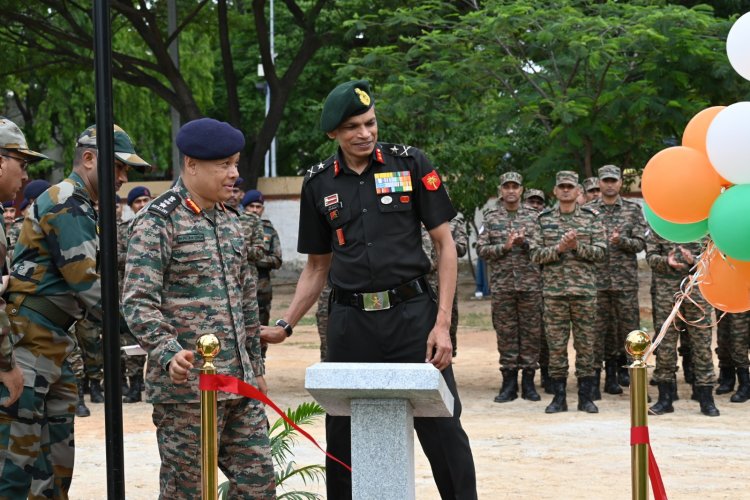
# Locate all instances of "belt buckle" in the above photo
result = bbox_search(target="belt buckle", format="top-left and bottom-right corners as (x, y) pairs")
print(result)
(362, 291), (390, 311)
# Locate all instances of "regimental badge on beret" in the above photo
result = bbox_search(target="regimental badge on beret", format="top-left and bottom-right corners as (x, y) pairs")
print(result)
(320, 80), (375, 132)
(355, 88), (371, 106)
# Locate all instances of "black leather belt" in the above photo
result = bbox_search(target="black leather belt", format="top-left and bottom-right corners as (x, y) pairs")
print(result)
(333, 276), (430, 311)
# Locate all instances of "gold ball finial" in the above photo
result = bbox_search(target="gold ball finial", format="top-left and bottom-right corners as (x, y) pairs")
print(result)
(196, 334), (221, 360)
(625, 330), (651, 362)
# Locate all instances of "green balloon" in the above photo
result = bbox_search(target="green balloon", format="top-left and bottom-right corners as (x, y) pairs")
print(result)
(708, 184), (750, 261)
(643, 203), (708, 243)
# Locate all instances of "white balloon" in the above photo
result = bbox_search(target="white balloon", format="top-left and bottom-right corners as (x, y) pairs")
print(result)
(706, 102), (750, 185)
(727, 12), (750, 81)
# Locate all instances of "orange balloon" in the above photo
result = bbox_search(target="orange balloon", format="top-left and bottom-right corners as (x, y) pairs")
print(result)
(698, 251), (750, 313)
(681, 106), (732, 187)
(642, 146), (723, 224)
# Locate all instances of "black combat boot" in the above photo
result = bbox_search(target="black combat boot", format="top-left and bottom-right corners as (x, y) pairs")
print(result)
(618, 353), (630, 387)
(592, 368), (602, 401)
(691, 383), (699, 401)
(577, 377), (599, 414)
(649, 381), (674, 415)
(604, 361), (623, 395)
(682, 351), (694, 384)
(545, 378), (568, 414)
(671, 376), (679, 401)
(521, 369), (541, 401)
(540, 366), (553, 395)
(89, 379), (104, 403)
(122, 376), (142, 403)
(697, 386), (720, 416)
(493, 369), (518, 403)
(716, 366), (736, 395)
(730, 368), (750, 403)
(76, 381), (91, 418)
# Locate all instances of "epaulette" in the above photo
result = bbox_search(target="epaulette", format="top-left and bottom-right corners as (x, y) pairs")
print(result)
(224, 203), (240, 217)
(581, 205), (599, 216)
(303, 156), (335, 184)
(538, 207), (554, 218)
(381, 142), (417, 158)
(148, 191), (181, 218)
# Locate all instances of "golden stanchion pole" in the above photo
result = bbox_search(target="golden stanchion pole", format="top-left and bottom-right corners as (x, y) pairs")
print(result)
(197, 334), (221, 500)
(626, 330), (652, 500)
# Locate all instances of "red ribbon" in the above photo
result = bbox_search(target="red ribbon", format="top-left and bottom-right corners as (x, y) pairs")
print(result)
(630, 426), (667, 500)
(199, 373), (352, 472)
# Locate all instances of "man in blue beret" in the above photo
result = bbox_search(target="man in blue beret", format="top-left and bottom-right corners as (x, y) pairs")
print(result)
(262, 80), (477, 499)
(122, 117), (274, 498)
(127, 185), (152, 215)
(229, 176), (245, 209)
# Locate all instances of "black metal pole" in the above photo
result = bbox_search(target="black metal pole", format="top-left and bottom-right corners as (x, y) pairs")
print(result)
(93, 1), (126, 498)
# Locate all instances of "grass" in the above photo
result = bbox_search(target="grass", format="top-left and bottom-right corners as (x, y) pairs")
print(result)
(459, 312), (493, 330)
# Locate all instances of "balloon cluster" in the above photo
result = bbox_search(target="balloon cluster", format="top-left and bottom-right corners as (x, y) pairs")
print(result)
(641, 13), (750, 314)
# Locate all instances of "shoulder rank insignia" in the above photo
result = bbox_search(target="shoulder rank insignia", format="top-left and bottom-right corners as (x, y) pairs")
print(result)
(148, 191), (181, 218)
(304, 157), (334, 183)
(382, 143), (414, 157)
(581, 205), (599, 216)
(421, 170), (442, 191)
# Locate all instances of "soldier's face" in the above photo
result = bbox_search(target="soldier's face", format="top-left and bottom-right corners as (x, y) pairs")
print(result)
(554, 183), (577, 203)
(245, 202), (264, 216)
(0, 151), (29, 202)
(3, 207), (15, 224)
(187, 153), (240, 204)
(328, 108), (378, 165)
(585, 188), (600, 201)
(115, 202), (123, 220)
(525, 197), (544, 211)
(130, 195), (151, 213)
(600, 177), (622, 197)
(230, 187), (244, 206)
(500, 182), (522, 204)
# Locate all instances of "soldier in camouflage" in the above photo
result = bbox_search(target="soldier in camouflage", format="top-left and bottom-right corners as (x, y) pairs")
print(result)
(7, 180), (50, 259)
(477, 172), (543, 403)
(1, 123), (146, 498)
(714, 312), (750, 402)
(523, 189), (546, 212)
(121, 118), (274, 499)
(585, 165), (647, 398)
(530, 170), (606, 414)
(646, 233), (719, 416)
(583, 176), (601, 202)
(242, 190), (283, 327)
(714, 313), (735, 394)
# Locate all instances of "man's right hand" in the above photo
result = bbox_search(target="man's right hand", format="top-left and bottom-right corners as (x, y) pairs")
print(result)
(260, 325), (288, 344)
(168, 350), (194, 384)
(0, 366), (23, 407)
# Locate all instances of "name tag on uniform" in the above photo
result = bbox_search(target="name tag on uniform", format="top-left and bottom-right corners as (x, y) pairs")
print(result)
(176, 233), (205, 243)
(375, 171), (412, 194)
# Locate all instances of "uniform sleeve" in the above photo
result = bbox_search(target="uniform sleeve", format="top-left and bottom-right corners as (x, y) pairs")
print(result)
(121, 214), (184, 370)
(475, 212), (507, 261)
(646, 232), (671, 273)
(451, 216), (469, 257)
(616, 206), (647, 254)
(256, 225), (282, 270)
(43, 201), (102, 320)
(0, 225), (14, 371)
(529, 217), (561, 265)
(297, 180), (332, 254)
(117, 223), (128, 287)
(411, 149), (457, 230)
(575, 214), (606, 262)
(242, 215), (265, 263)
(240, 247), (265, 376)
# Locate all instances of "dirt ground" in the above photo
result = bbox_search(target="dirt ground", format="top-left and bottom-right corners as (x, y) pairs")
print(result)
(71, 273), (750, 499)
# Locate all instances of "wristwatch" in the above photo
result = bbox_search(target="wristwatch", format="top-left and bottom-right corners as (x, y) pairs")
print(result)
(275, 319), (293, 337)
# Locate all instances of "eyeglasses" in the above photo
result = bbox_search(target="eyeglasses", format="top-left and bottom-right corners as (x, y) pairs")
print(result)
(0, 154), (29, 171)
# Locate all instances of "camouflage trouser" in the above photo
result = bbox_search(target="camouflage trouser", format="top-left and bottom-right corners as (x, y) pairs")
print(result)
(715, 312), (750, 369)
(72, 318), (103, 381)
(543, 295), (597, 379)
(594, 289), (640, 368)
(152, 398), (275, 500)
(120, 316), (144, 379)
(0, 308), (76, 500)
(257, 277), (272, 327)
(491, 290), (542, 370)
(651, 284), (715, 385)
(539, 298), (549, 368)
(316, 284), (332, 361)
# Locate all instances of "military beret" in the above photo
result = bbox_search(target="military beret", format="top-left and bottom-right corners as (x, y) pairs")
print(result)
(583, 176), (600, 192)
(242, 189), (264, 207)
(524, 188), (546, 202)
(2, 200), (13, 208)
(19, 199), (29, 211)
(23, 179), (51, 200)
(598, 164), (621, 180)
(320, 80), (374, 132)
(234, 177), (245, 188)
(0, 117), (48, 162)
(127, 186), (152, 206)
(176, 118), (245, 160)
(556, 170), (578, 186)
(500, 171), (523, 186)
(77, 124), (150, 171)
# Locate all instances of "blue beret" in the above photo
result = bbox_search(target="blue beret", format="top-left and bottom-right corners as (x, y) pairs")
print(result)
(234, 177), (245, 188)
(2, 200), (14, 208)
(127, 186), (152, 206)
(19, 199), (28, 211)
(320, 80), (374, 132)
(23, 179), (51, 200)
(176, 118), (245, 160)
(241, 189), (264, 207)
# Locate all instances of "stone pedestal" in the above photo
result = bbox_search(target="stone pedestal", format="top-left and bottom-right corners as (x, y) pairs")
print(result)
(305, 362), (454, 500)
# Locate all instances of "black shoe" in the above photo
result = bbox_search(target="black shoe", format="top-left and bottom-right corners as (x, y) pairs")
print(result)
(521, 369), (541, 401)
(649, 381), (674, 415)
(604, 362), (623, 395)
(716, 366), (736, 395)
(89, 380), (104, 404)
(592, 368), (602, 401)
(493, 369), (518, 403)
(76, 381), (91, 418)
(545, 378), (568, 414)
(123, 376), (142, 403)
(577, 377), (599, 414)
(730, 368), (750, 403)
(618, 354), (630, 387)
(697, 385), (720, 417)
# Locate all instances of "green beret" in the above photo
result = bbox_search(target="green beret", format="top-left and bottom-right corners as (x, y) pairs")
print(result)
(320, 80), (375, 132)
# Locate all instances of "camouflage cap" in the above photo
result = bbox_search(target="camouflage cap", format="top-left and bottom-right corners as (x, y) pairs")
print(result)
(583, 176), (599, 192)
(76, 124), (150, 171)
(500, 171), (523, 186)
(320, 80), (374, 132)
(598, 164), (621, 180)
(555, 170), (578, 186)
(524, 188), (545, 201)
(0, 117), (48, 162)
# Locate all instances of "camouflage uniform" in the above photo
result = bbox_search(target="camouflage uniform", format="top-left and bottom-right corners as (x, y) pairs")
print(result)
(240, 211), (265, 282)
(121, 179), (274, 499)
(421, 215), (467, 355)
(316, 283), (333, 361)
(476, 202), (542, 372)
(255, 218), (282, 327)
(1, 172), (102, 499)
(6, 217), (22, 259)
(117, 219), (144, 384)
